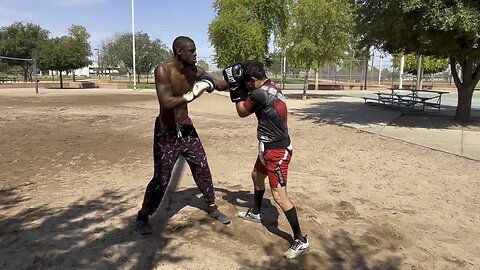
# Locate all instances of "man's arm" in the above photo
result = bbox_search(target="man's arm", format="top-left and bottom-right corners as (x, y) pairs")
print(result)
(155, 65), (187, 109)
(235, 89), (265, 118)
(235, 100), (253, 118)
(197, 66), (229, 91)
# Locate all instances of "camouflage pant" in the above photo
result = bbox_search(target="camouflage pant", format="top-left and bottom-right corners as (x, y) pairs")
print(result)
(141, 122), (215, 215)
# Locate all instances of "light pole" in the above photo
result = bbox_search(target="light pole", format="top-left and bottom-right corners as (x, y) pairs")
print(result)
(131, 0), (137, 90)
(93, 48), (100, 79)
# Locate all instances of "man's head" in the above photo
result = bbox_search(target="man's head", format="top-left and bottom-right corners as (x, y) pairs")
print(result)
(172, 36), (197, 66)
(242, 60), (267, 91)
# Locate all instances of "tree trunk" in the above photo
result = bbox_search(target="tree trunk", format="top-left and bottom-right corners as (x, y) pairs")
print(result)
(450, 56), (480, 122)
(23, 66), (29, 82)
(302, 68), (310, 101)
(60, 72), (64, 89)
(456, 85), (474, 121)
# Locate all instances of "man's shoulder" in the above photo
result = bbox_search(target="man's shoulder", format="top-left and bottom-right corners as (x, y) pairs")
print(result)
(155, 61), (174, 71)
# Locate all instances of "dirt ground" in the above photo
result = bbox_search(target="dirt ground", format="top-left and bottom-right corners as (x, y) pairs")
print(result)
(0, 88), (479, 270)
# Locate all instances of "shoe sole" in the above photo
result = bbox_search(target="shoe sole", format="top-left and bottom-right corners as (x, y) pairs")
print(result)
(284, 246), (310, 259)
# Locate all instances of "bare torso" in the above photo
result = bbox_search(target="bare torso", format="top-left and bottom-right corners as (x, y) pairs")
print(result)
(154, 61), (204, 125)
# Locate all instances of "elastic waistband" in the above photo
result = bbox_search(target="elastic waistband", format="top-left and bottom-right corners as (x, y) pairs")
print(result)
(263, 138), (291, 150)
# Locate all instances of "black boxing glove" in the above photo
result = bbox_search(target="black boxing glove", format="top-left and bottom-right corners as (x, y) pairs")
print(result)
(229, 86), (250, 103)
(223, 63), (245, 89)
(198, 74), (216, 93)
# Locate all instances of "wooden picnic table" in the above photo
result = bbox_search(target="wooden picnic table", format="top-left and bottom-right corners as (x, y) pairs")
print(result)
(362, 88), (449, 111)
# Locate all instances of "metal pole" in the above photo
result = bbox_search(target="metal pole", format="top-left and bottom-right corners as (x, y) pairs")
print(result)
(399, 54), (405, 89)
(415, 55), (423, 90)
(364, 48), (369, 90)
(97, 49), (100, 79)
(378, 57), (383, 85)
(131, 0), (137, 91)
(370, 50), (375, 82)
(33, 59), (38, 94)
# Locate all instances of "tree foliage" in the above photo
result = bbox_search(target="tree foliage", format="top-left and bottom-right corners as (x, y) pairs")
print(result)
(356, 0), (480, 121)
(0, 21), (49, 81)
(102, 32), (170, 82)
(34, 25), (91, 88)
(280, 0), (356, 98)
(197, 59), (209, 72)
(392, 54), (449, 75)
(282, 0), (355, 68)
(208, 0), (290, 67)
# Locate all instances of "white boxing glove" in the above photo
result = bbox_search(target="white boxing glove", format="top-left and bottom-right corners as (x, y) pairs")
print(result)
(183, 79), (214, 103)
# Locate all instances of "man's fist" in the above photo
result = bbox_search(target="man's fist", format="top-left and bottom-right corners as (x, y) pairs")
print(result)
(183, 79), (214, 103)
(198, 75), (216, 93)
(223, 63), (245, 89)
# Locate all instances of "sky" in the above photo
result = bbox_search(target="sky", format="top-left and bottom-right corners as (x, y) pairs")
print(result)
(0, 0), (219, 64)
(0, 0), (393, 70)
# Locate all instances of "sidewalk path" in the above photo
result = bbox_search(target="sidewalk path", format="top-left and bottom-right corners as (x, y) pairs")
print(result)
(284, 90), (480, 161)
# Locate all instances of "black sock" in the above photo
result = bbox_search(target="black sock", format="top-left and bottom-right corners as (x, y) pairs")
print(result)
(252, 189), (265, 215)
(284, 207), (304, 241)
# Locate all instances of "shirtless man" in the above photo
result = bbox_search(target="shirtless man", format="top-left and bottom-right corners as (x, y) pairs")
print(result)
(135, 36), (230, 235)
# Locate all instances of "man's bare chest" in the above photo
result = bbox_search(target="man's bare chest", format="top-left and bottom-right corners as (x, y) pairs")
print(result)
(170, 73), (197, 96)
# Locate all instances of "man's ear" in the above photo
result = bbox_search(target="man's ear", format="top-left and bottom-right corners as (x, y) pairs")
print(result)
(176, 48), (182, 56)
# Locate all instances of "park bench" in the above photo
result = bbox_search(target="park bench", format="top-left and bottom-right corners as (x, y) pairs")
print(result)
(0, 77), (17, 83)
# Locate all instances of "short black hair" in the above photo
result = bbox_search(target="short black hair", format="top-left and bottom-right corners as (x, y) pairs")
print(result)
(243, 60), (267, 81)
(172, 36), (194, 56)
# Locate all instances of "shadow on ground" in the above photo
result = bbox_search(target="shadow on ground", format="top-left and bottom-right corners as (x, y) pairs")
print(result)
(291, 100), (480, 130)
(231, 230), (403, 270)
(284, 93), (352, 100)
(0, 157), (404, 269)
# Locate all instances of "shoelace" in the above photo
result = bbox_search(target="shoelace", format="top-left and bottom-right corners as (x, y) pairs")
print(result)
(290, 239), (303, 250)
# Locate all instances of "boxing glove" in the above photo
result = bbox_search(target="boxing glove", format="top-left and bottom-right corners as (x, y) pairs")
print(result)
(223, 63), (245, 90)
(198, 74), (216, 93)
(229, 86), (250, 103)
(183, 79), (214, 103)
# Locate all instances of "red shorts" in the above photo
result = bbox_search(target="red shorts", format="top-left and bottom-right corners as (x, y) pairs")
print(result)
(254, 148), (292, 188)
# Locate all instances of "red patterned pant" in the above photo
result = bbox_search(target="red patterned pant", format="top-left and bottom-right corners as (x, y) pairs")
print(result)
(141, 121), (215, 215)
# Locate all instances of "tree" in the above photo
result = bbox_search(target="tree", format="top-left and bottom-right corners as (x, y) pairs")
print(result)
(356, 0), (480, 121)
(392, 54), (449, 76)
(280, 0), (355, 99)
(0, 21), (49, 81)
(197, 59), (209, 72)
(208, 0), (290, 67)
(66, 25), (92, 81)
(34, 25), (91, 88)
(102, 32), (170, 83)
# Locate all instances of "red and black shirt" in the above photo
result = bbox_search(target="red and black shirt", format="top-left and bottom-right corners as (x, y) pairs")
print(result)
(243, 80), (290, 150)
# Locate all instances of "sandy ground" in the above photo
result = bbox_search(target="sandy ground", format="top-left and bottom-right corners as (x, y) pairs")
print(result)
(0, 88), (479, 270)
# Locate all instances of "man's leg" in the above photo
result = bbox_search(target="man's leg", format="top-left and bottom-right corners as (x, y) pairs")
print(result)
(238, 158), (267, 223)
(136, 131), (180, 234)
(251, 168), (266, 215)
(264, 148), (309, 259)
(182, 128), (230, 224)
(271, 184), (310, 259)
(270, 186), (302, 240)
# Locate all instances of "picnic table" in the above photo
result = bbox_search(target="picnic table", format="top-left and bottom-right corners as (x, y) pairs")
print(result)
(362, 88), (449, 111)
(0, 77), (17, 83)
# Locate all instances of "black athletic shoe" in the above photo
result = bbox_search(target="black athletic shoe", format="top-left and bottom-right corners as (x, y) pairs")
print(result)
(207, 205), (231, 224)
(135, 211), (153, 235)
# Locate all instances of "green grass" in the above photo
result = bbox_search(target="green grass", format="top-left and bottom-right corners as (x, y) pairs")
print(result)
(271, 78), (309, 84)
(128, 83), (155, 89)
